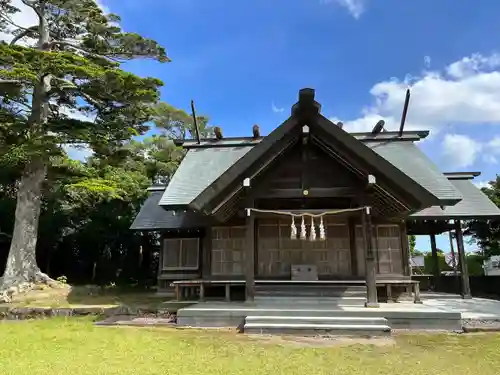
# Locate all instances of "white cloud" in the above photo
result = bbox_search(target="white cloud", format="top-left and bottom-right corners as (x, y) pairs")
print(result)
(321, 0), (366, 19)
(488, 136), (500, 149)
(446, 53), (500, 79)
(438, 133), (500, 168)
(441, 134), (482, 168)
(474, 180), (492, 189)
(333, 53), (500, 137)
(272, 102), (284, 113)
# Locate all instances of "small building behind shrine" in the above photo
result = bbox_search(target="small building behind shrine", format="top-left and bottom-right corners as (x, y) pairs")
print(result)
(131, 88), (500, 306)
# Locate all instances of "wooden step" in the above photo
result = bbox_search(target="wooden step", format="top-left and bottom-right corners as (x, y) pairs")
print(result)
(255, 284), (367, 298)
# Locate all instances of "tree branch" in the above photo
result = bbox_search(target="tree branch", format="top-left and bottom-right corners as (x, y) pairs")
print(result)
(20, 0), (44, 20)
(0, 79), (26, 85)
(51, 77), (76, 90)
(9, 26), (38, 46)
(0, 13), (32, 32)
(46, 41), (115, 63)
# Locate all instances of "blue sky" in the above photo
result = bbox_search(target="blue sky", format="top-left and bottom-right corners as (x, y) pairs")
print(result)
(105, 0), (499, 253)
(8, 0), (498, 253)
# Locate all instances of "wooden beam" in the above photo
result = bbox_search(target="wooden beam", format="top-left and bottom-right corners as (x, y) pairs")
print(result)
(361, 207), (379, 307)
(254, 187), (358, 199)
(248, 208), (361, 219)
(400, 222), (411, 277)
(455, 220), (472, 299)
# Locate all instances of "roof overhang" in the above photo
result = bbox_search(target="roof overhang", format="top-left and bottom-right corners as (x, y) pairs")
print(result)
(411, 174), (500, 221)
(175, 131), (431, 149)
(188, 88), (443, 216)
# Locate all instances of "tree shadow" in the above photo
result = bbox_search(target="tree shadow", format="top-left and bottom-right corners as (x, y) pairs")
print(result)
(3, 284), (171, 310)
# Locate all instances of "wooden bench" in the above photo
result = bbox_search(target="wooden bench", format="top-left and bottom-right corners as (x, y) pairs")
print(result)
(171, 279), (422, 304)
(377, 279), (422, 304)
(171, 280), (245, 302)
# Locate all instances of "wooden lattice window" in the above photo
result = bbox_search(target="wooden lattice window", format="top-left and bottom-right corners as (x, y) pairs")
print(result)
(211, 227), (246, 276)
(162, 238), (199, 270)
(376, 225), (402, 275)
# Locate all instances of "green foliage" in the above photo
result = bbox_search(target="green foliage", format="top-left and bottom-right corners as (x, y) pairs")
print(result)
(423, 253), (451, 274)
(0, 0), (170, 166)
(408, 235), (424, 255)
(0, 0), (172, 285)
(466, 254), (485, 276)
(465, 175), (500, 257)
(56, 275), (67, 284)
(423, 252), (485, 276)
(153, 102), (214, 140)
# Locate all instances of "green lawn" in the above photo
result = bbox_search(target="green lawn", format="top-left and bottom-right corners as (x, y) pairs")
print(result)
(1, 318), (500, 375)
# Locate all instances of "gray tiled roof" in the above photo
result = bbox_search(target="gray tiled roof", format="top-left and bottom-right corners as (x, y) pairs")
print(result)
(159, 138), (462, 208)
(131, 190), (208, 230)
(159, 146), (252, 206)
(365, 141), (462, 204)
(412, 179), (500, 219)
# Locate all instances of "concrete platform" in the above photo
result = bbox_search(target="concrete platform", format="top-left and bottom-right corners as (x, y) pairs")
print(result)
(176, 300), (463, 331)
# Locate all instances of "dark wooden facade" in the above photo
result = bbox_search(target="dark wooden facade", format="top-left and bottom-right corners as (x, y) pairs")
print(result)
(135, 89), (500, 303)
(156, 91), (418, 305)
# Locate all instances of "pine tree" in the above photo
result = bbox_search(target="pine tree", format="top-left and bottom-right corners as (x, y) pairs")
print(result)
(0, 0), (169, 299)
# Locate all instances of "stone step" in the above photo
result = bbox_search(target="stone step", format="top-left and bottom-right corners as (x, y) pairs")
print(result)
(254, 296), (367, 306)
(243, 322), (391, 336)
(245, 315), (388, 326)
(176, 305), (463, 330)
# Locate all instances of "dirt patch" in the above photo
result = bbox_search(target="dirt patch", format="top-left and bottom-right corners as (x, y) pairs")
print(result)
(96, 313), (176, 327)
(246, 334), (396, 348)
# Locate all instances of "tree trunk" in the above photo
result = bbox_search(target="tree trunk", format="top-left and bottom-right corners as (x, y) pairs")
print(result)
(0, 159), (51, 289)
(0, 3), (57, 302)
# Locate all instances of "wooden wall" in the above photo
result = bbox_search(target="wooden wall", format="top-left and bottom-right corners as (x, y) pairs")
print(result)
(205, 220), (405, 279)
(257, 217), (351, 277)
(355, 224), (404, 276)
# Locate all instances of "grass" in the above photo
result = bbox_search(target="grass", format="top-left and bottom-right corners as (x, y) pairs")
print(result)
(1, 318), (500, 375)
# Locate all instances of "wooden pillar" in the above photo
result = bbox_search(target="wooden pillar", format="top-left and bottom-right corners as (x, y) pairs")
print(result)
(201, 227), (212, 278)
(449, 230), (460, 293)
(455, 220), (472, 299)
(430, 234), (440, 290)
(400, 222), (411, 277)
(244, 179), (255, 302)
(348, 218), (358, 276)
(362, 207), (379, 307)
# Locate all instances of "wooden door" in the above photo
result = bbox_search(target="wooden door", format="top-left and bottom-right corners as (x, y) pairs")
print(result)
(257, 218), (351, 278)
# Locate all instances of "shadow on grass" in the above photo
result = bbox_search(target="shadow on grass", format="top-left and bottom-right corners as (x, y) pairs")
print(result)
(4, 284), (193, 312)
